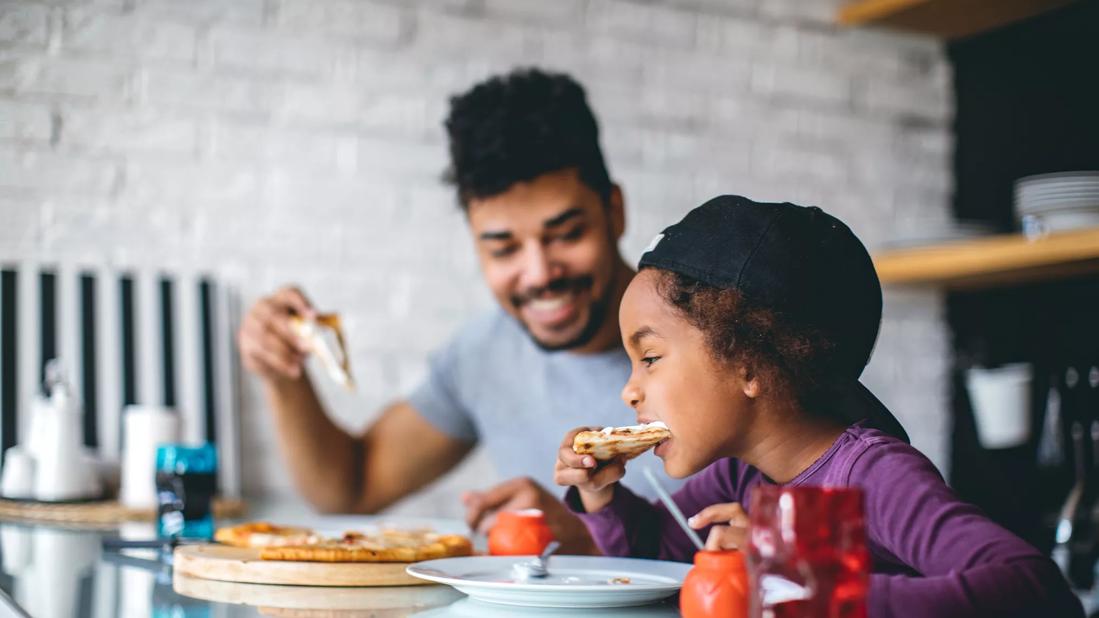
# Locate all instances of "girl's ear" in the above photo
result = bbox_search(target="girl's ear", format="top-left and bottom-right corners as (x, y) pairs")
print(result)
(739, 364), (762, 399)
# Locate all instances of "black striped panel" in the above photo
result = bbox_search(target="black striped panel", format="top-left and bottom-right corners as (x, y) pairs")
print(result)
(0, 269), (233, 459)
(160, 277), (176, 408)
(39, 271), (56, 394)
(120, 275), (136, 407)
(1, 270), (17, 458)
(200, 278), (217, 444)
(80, 272), (97, 448)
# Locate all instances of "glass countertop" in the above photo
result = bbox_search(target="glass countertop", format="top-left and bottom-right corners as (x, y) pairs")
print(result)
(0, 503), (680, 617)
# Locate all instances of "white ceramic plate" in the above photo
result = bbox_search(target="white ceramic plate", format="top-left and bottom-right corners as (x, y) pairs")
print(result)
(1032, 210), (1099, 232)
(406, 555), (690, 609)
(1017, 200), (1099, 214)
(1018, 186), (1099, 191)
(410, 597), (680, 617)
(1017, 179), (1099, 189)
(1015, 171), (1099, 186)
(1017, 189), (1099, 200)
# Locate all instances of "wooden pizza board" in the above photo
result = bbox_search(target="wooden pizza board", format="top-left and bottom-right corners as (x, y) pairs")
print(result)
(172, 572), (461, 612)
(173, 544), (433, 587)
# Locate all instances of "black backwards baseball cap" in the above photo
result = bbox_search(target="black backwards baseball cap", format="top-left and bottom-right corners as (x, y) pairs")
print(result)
(638, 195), (909, 443)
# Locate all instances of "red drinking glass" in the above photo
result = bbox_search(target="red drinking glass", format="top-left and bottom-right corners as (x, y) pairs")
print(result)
(745, 485), (869, 618)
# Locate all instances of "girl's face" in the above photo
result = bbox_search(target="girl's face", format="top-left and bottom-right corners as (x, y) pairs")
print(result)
(618, 269), (754, 478)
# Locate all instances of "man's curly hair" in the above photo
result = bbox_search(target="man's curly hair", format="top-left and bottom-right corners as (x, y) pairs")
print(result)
(650, 269), (847, 413)
(444, 67), (612, 208)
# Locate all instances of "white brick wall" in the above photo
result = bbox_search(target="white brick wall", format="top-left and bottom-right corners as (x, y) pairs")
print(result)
(0, 0), (954, 517)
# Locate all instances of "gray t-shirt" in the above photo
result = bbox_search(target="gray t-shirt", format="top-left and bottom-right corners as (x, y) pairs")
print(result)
(408, 308), (685, 500)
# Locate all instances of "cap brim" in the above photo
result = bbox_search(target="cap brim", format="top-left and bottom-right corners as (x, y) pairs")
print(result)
(833, 382), (910, 444)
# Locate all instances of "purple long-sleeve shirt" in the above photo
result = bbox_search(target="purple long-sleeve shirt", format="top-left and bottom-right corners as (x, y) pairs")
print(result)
(567, 423), (1082, 618)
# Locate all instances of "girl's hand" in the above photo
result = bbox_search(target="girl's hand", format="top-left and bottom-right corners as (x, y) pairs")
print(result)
(689, 502), (750, 551)
(554, 426), (627, 513)
(460, 477), (601, 555)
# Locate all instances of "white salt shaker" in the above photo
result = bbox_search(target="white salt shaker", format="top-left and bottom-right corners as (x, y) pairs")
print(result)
(119, 405), (180, 509)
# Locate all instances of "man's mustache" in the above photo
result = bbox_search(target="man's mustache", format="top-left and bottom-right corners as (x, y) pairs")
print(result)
(511, 275), (594, 306)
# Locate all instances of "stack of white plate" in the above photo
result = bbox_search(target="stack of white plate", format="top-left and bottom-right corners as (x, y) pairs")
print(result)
(1014, 171), (1099, 233)
(882, 220), (997, 250)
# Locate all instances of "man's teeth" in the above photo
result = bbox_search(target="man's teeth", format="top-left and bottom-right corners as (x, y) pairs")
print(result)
(527, 295), (571, 312)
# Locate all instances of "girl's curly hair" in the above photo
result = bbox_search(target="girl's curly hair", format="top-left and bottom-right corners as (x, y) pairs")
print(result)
(650, 269), (847, 412)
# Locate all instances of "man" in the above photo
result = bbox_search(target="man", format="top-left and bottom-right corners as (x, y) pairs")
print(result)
(238, 68), (679, 550)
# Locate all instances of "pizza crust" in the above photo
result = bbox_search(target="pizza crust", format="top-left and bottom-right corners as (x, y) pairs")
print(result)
(214, 522), (319, 548)
(259, 534), (473, 563)
(215, 522), (472, 563)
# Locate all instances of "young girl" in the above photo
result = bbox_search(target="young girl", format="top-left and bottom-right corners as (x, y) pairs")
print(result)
(555, 196), (1082, 617)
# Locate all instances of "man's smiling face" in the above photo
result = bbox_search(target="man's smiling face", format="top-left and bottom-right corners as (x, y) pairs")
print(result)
(467, 168), (625, 353)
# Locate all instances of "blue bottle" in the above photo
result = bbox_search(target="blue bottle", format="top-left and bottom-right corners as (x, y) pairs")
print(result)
(155, 443), (218, 539)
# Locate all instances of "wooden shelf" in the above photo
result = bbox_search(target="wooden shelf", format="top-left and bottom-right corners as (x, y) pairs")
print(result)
(873, 227), (1099, 289)
(837, 0), (1075, 39)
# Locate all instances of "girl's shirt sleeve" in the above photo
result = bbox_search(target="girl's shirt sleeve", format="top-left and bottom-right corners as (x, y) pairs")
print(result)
(849, 440), (1083, 618)
(564, 459), (742, 562)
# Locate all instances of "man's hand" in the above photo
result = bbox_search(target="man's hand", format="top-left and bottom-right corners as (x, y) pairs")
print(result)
(239, 286), (315, 382)
(554, 426), (625, 513)
(461, 477), (601, 556)
(689, 502), (749, 551)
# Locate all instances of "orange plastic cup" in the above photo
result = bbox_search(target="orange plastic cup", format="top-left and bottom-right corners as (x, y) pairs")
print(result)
(680, 550), (750, 618)
(488, 509), (555, 556)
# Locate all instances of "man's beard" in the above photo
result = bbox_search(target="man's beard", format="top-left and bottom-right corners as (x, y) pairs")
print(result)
(511, 272), (614, 352)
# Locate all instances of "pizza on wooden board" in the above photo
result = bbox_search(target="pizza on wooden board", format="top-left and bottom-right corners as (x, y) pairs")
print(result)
(259, 530), (473, 563)
(214, 522), (473, 563)
(214, 521), (321, 548)
(572, 422), (671, 461)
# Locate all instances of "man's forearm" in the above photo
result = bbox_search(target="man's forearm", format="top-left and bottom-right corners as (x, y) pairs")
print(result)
(264, 375), (366, 513)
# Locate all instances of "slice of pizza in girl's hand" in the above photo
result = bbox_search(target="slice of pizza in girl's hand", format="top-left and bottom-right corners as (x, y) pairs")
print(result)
(289, 313), (355, 390)
(572, 422), (671, 461)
